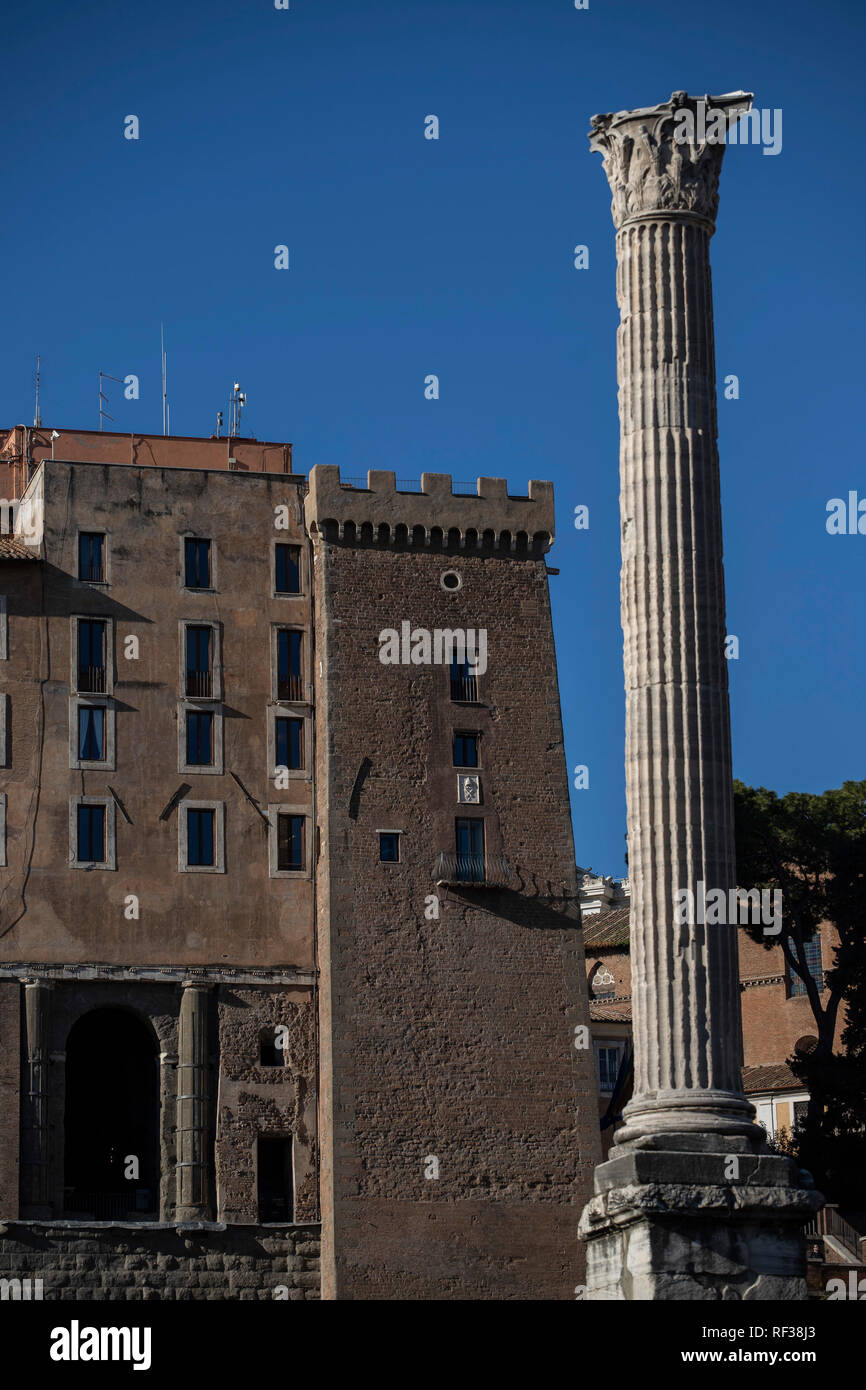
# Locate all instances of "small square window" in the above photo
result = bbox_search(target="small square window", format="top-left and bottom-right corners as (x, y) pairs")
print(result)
(379, 832), (400, 863)
(187, 807), (215, 866)
(184, 538), (211, 589)
(78, 533), (105, 582)
(277, 814), (305, 871)
(77, 803), (106, 863)
(78, 706), (105, 761)
(186, 710), (214, 766)
(275, 544), (301, 595)
(453, 732), (479, 768)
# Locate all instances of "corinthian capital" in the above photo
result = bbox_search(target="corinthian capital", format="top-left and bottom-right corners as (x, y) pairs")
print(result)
(589, 90), (752, 230)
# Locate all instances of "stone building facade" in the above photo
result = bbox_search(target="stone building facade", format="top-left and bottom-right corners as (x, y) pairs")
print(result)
(0, 425), (598, 1299)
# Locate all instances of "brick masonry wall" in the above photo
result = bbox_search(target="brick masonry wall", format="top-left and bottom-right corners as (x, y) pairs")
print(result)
(314, 538), (601, 1300)
(0, 1223), (320, 1300)
(739, 928), (846, 1068)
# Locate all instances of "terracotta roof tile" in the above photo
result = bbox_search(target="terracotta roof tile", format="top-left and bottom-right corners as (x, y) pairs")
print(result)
(742, 1062), (799, 1093)
(0, 535), (39, 560)
(582, 905), (631, 949)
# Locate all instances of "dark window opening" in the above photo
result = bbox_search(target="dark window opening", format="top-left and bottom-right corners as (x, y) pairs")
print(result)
(186, 710), (214, 766)
(64, 1009), (159, 1220)
(277, 814), (304, 871)
(453, 732), (479, 768)
(257, 1136), (293, 1223)
(184, 537), (211, 589)
(449, 658), (478, 703)
(275, 544), (301, 595)
(187, 807), (216, 867)
(78, 619), (107, 693)
(379, 832), (400, 863)
(186, 626), (213, 697)
(277, 630), (303, 701)
(259, 1028), (286, 1067)
(78, 706), (105, 762)
(455, 816), (484, 883)
(78, 533), (105, 583)
(77, 803), (106, 863)
(275, 716), (303, 771)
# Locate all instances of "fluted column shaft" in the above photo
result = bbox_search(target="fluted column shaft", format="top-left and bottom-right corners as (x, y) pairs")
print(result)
(590, 92), (760, 1142)
(22, 979), (53, 1212)
(176, 983), (210, 1219)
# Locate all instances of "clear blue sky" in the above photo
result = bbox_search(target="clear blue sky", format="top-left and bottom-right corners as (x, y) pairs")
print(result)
(1, 0), (863, 876)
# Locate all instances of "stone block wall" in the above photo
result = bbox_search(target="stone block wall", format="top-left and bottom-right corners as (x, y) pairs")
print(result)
(0, 1222), (320, 1300)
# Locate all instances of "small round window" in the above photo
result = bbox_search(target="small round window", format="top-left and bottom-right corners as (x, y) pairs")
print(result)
(440, 570), (462, 592)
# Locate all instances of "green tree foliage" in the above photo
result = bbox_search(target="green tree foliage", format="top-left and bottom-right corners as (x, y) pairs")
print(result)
(733, 779), (866, 1207)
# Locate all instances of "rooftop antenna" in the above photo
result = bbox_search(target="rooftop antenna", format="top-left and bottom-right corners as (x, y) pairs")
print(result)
(230, 382), (246, 436)
(34, 354), (42, 427)
(161, 324), (168, 436)
(98, 371), (123, 431)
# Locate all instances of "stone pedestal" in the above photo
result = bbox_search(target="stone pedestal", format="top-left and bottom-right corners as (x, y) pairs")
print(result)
(579, 1138), (821, 1300)
(581, 92), (822, 1299)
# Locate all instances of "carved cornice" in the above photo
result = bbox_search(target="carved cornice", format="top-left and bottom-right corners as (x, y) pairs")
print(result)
(589, 90), (752, 230)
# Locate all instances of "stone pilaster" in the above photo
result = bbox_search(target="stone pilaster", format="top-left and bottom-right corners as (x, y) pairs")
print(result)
(175, 982), (211, 1221)
(579, 92), (821, 1299)
(21, 979), (53, 1215)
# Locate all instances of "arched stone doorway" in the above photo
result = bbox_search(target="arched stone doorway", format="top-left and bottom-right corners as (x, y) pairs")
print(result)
(63, 1008), (160, 1219)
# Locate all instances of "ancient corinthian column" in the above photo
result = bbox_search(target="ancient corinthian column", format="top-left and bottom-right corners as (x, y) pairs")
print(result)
(594, 91), (757, 1142)
(578, 92), (821, 1300)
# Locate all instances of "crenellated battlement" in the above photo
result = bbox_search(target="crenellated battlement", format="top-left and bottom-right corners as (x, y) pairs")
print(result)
(304, 465), (555, 554)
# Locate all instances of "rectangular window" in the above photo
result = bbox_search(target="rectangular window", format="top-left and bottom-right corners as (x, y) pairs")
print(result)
(257, 1136), (293, 1223)
(187, 807), (215, 867)
(78, 533), (105, 582)
(275, 544), (301, 595)
(455, 816), (484, 883)
(184, 538), (211, 589)
(787, 933), (824, 997)
(450, 658), (478, 703)
(78, 619), (107, 693)
(77, 706), (105, 762)
(275, 716), (303, 771)
(453, 732), (479, 767)
(379, 832), (400, 863)
(276, 813), (305, 871)
(277, 630), (303, 701)
(186, 710), (214, 766)
(77, 803), (106, 863)
(186, 626), (213, 697)
(596, 1045), (623, 1093)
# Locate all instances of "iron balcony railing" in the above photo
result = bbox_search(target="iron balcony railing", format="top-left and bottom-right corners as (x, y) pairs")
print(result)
(434, 852), (511, 888)
(449, 674), (479, 702)
(805, 1204), (864, 1262)
(186, 670), (213, 698)
(277, 674), (305, 702)
(77, 665), (106, 693)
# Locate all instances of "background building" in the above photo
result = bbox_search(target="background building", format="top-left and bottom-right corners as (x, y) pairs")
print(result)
(0, 425), (599, 1299)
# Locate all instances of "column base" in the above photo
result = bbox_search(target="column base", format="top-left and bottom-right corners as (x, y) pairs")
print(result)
(578, 1140), (823, 1301)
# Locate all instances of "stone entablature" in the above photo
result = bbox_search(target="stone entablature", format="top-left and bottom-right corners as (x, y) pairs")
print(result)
(304, 465), (554, 553)
(579, 873), (631, 916)
(0, 964), (315, 987)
